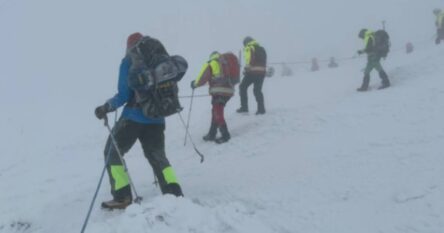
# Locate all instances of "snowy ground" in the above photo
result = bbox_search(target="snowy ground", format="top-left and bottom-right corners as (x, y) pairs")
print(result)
(2, 0), (444, 232)
(1, 42), (444, 233)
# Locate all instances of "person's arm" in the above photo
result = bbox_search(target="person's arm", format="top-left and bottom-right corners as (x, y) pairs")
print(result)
(244, 46), (253, 66)
(193, 63), (212, 88)
(106, 56), (133, 110)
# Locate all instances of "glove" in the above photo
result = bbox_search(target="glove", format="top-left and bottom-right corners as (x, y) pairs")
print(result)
(357, 50), (364, 55)
(190, 80), (196, 89)
(95, 103), (112, 120)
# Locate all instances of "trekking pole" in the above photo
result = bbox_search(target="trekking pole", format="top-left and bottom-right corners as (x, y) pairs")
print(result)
(114, 109), (118, 125)
(178, 112), (205, 163)
(80, 116), (118, 233)
(103, 117), (143, 204)
(183, 89), (195, 146)
(152, 170), (158, 187)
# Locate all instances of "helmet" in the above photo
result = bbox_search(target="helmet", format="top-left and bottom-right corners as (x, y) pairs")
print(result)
(433, 8), (441, 15)
(127, 32), (143, 49)
(358, 29), (367, 39)
(243, 36), (254, 46)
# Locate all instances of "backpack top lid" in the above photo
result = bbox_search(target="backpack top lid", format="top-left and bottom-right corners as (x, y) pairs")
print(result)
(132, 36), (169, 68)
(375, 29), (390, 41)
(127, 32), (143, 49)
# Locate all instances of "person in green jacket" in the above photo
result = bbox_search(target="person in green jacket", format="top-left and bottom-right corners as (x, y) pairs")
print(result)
(434, 8), (444, 44)
(356, 29), (390, 91)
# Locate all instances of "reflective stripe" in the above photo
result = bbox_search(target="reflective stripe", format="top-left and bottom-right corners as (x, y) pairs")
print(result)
(162, 166), (178, 184)
(245, 66), (266, 72)
(210, 87), (234, 95)
(111, 165), (129, 190)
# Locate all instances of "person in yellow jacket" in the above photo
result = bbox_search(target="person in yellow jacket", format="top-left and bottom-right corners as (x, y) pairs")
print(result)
(237, 36), (267, 115)
(191, 51), (234, 144)
(357, 29), (390, 91)
(434, 8), (444, 44)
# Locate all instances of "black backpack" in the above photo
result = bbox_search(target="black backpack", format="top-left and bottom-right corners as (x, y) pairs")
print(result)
(127, 36), (187, 118)
(374, 30), (391, 58)
(253, 45), (267, 67)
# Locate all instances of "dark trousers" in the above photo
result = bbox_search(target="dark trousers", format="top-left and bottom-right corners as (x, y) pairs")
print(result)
(239, 74), (265, 111)
(104, 119), (176, 200)
(360, 54), (390, 89)
(436, 28), (444, 44)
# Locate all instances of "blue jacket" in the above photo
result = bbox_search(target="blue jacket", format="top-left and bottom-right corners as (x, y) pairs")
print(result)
(106, 56), (165, 125)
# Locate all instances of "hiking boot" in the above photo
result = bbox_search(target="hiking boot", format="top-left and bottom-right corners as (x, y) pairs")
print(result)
(357, 74), (370, 92)
(101, 197), (132, 210)
(215, 124), (230, 144)
(215, 136), (230, 144)
(203, 122), (217, 141)
(255, 109), (266, 115)
(203, 134), (216, 141)
(164, 183), (184, 197)
(378, 83), (390, 90)
(378, 71), (390, 89)
(236, 108), (248, 113)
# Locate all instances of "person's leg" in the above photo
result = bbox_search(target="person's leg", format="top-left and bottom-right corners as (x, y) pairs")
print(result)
(373, 57), (390, 89)
(238, 75), (254, 112)
(437, 28), (444, 44)
(102, 119), (139, 208)
(213, 96), (230, 143)
(139, 124), (183, 197)
(253, 76), (265, 114)
(358, 56), (375, 91)
(203, 97), (218, 141)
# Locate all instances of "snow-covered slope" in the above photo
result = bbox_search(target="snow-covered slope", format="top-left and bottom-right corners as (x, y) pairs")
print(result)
(1, 1), (444, 233)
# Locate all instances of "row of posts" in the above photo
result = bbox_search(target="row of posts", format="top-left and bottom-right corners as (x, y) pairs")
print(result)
(279, 42), (415, 75)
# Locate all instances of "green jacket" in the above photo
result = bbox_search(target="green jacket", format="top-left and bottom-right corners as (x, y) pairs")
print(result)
(436, 12), (444, 29)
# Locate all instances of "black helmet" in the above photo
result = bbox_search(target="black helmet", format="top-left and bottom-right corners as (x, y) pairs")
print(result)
(433, 8), (441, 15)
(358, 29), (367, 39)
(243, 36), (254, 46)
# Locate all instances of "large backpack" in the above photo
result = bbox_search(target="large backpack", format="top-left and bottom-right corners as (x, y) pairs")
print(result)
(127, 36), (187, 118)
(245, 45), (267, 76)
(253, 45), (267, 67)
(374, 30), (391, 58)
(218, 52), (240, 85)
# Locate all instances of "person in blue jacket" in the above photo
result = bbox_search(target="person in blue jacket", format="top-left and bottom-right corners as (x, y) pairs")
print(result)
(94, 32), (183, 210)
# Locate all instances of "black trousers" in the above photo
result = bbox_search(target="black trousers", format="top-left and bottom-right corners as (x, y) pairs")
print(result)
(239, 74), (265, 111)
(437, 28), (444, 44)
(103, 119), (174, 200)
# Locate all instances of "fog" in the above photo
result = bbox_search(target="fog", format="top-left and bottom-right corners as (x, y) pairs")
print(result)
(0, 0), (441, 155)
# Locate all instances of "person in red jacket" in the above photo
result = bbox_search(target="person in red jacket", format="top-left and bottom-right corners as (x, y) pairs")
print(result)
(191, 51), (235, 144)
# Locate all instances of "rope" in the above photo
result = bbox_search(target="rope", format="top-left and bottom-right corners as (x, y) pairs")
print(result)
(268, 34), (437, 67)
